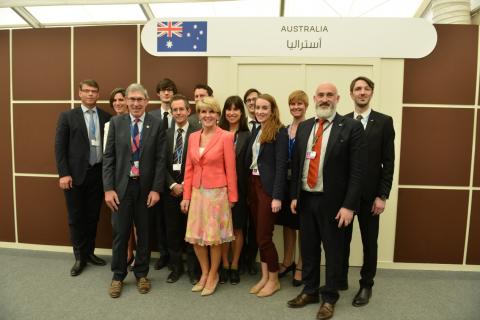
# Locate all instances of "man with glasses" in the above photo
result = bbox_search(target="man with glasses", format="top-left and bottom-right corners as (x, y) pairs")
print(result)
(104, 83), (166, 298)
(243, 88), (260, 132)
(149, 78), (177, 271)
(150, 78), (177, 131)
(55, 79), (111, 276)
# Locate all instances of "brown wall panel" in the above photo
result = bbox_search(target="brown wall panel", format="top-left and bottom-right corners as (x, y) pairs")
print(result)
(12, 28), (70, 100)
(140, 46), (207, 101)
(403, 24), (478, 105)
(0, 30), (15, 242)
(394, 188), (468, 264)
(399, 107), (473, 186)
(474, 110), (480, 187)
(16, 176), (113, 248)
(16, 177), (70, 245)
(14, 104), (70, 174)
(466, 191), (480, 265)
(74, 26), (137, 101)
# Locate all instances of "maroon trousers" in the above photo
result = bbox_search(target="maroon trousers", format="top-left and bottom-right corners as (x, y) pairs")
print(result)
(248, 175), (279, 272)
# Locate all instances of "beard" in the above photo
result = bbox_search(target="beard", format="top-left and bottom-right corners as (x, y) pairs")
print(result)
(315, 103), (336, 119)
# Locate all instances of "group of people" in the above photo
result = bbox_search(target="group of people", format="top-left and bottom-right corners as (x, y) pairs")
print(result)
(55, 76), (394, 320)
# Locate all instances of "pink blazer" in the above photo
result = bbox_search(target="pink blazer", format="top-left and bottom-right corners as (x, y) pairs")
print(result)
(183, 127), (238, 202)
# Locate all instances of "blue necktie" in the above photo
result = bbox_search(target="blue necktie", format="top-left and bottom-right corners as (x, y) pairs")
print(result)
(88, 110), (97, 166)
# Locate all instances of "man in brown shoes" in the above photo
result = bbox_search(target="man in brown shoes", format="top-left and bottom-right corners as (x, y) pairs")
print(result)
(137, 277), (151, 294)
(109, 280), (123, 298)
(317, 303), (334, 320)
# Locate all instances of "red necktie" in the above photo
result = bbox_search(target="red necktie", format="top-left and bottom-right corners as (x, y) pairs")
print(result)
(307, 119), (325, 188)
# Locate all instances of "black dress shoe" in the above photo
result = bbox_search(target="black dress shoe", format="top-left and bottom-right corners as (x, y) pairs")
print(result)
(352, 287), (372, 307)
(154, 255), (169, 270)
(230, 268), (240, 285)
(219, 266), (229, 284)
(70, 260), (86, 276)
(287, 293), (320, 308)
(278, 262), (296, 278)
(247, 261), (258, 275)
(87, 254), (106, 266)
(166, 268), (184, 283)
(187, 270), (199, 285)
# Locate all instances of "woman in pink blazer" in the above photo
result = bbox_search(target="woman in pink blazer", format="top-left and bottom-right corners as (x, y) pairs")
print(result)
(181, 97), (238, 296)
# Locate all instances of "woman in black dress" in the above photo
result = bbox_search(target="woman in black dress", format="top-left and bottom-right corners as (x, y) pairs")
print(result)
(218, 95), (251, 285)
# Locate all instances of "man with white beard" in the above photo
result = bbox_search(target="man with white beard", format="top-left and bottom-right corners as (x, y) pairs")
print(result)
(286, 82), (366, 320)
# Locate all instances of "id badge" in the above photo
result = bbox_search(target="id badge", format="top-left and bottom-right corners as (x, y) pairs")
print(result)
(91, 139), (100, 147)
(133, 161), (140, 169)
(306, 151), (316, 159)
(173, 163), (181, 171)
(287, 168), (292, 179)
(252, 168), (260, 176)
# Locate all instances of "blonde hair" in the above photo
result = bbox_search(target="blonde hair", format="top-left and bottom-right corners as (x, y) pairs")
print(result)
(288, 90), (309, 107)
(196, 96), (221, 114)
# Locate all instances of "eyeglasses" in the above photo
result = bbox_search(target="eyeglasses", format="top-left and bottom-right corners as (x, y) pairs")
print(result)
(160, 88), (174, 92)
(128, 97), (146, 103)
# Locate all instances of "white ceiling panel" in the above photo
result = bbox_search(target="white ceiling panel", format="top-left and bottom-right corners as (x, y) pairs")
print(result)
(0, 8), (29, 26)
(26, 4), (146, 24)
(150, 0), (280, 18)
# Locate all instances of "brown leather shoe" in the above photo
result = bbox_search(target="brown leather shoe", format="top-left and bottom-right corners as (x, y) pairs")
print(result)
(136, 277), (151, 294)
(287, 293), (320, 308)
(109, 280), (123, 298)
(317, 302), (334, 320)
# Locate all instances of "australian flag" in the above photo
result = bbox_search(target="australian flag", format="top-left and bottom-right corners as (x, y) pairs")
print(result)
(157, 21), (207, 52)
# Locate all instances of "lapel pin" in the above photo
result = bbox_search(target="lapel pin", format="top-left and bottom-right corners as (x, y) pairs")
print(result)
(146, 125), (150, 128)
(339, 123), (343, 126)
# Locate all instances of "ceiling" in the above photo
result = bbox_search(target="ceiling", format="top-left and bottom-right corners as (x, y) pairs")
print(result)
(0, 0), (472, 29)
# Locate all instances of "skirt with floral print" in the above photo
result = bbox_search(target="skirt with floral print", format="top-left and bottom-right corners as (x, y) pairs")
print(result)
(185, 186), (234, 246)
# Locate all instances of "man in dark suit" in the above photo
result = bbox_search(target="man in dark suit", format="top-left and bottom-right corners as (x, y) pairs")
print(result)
(241, 88), (261, 275)
(55, 79), (111, 276)
(163, 94), (200, 284)
(286, 82), (366, 320)
(149, 78), (177, 270)
(342, 76), (395, 307)
(103, 83), (166, 298)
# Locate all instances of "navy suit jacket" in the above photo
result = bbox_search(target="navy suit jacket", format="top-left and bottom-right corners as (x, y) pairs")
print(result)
(245, 126), (288, 200)
(55, 106), (111, 185)
(290, 114), (367, 214)
(164, 122), (200, 188)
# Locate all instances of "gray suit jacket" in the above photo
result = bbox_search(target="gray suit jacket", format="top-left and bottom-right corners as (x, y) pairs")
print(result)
(103, 113), (166, 200)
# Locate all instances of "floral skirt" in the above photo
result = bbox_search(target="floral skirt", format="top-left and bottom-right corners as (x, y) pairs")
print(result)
(185, 187), (234, 246)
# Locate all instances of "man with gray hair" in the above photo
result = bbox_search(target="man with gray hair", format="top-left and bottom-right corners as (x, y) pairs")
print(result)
(103, 83), (166, 298)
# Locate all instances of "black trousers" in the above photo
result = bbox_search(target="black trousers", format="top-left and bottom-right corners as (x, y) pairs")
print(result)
(163, 192), (197, 272)
(63, 163), (103, 261)
(154, 196), (169, 258)
(299, 191), (347, 305)
(342, 199), (379, 289)
(111, 179), (150, 281)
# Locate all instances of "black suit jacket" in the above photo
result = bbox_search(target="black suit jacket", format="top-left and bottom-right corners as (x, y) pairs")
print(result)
(346, 110), (395, 202)
(149, 108), (176, 130)
(164, 122), (201, 188)
(55, 106), (111, 185)
(235, 130), (251, 199)
(103, 113), (166, 200)
(291, 114), (366, 214)
(245, 127), (288, 200)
